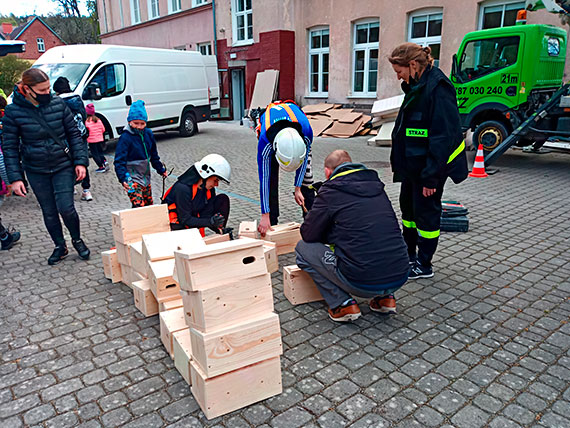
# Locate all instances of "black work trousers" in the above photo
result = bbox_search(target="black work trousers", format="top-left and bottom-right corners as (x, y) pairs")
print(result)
(399, 178), (446, 267)
(90, 142), (106, 168)
(27, 167), (81, 246)
(268, 154), (315, 226)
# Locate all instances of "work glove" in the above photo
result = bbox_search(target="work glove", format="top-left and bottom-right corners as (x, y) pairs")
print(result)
(210, 213), (225, 229)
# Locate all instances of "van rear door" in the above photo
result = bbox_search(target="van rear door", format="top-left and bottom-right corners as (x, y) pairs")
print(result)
(202, 55), (220, 115)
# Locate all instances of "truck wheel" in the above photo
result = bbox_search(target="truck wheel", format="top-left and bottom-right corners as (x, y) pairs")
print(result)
(472, 120), (508, 152)
(180, 111), (197, 137)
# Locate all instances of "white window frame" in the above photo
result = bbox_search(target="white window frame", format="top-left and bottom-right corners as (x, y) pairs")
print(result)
(118, 0), (125, 28)
(308, 27), (329, 97)
(37, 38), (45, 52)
(197, 42), (212, 55)
(351, 19), (379, 97)
(168, 0), (182, 14)
(192, 0), (208, 6)
(148, 0), (160, 19)
(231, 0), (253, 46)
(408, 9), (443, 67)
(131, 0), (141, 24)
(478, 0), (526, 29)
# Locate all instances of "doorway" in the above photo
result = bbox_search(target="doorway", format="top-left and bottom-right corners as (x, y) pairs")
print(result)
(231, 68), (245, 121)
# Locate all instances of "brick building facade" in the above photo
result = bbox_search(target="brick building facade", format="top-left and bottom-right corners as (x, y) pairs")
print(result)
(1, 17), (65, 61)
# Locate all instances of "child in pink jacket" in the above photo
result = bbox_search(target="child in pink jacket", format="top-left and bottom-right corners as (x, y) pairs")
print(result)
(85, 104), (109, 173)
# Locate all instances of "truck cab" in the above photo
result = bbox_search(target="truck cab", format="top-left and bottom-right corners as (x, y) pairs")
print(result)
(451, 24), (566, 151)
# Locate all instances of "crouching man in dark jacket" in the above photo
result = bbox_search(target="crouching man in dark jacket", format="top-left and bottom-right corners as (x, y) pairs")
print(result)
(296, 150), (410, 322)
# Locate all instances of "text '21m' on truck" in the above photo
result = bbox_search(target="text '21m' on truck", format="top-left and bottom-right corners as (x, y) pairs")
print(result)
(450, 0), (570, 159)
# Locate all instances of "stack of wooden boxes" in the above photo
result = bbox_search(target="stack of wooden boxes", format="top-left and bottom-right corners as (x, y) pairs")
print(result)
(175, 237), (283, 419)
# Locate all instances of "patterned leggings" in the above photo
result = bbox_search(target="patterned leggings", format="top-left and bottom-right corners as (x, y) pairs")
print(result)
(128, 182), (153, 208)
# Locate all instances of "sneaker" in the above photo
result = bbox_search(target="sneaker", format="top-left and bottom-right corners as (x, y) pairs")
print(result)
(72, 238), (90, 260)
(328, 299), (361, 322)
(104, 161), (110, 172)
(0, 228), (21, 250)
(369, 294), (397, 314)
(409, 261), (434, 279)
(48, 245), (68, 265)
(81, 190), (93, 201)
(95, 167), (106, 173)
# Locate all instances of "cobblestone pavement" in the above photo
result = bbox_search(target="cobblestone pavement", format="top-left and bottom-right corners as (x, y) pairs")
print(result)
(1, 121), (570, 428)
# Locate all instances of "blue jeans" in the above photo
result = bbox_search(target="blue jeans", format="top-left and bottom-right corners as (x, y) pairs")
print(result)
(27, 167), (81, 246)
(296, 240), (407, 309)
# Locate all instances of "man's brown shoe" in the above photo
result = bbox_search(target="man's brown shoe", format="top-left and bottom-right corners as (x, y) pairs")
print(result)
(328, 299), (361, 322)
(369, 294), (397, 314)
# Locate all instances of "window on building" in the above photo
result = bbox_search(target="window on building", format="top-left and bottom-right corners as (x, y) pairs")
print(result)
(85, 64), (127, 99)
(197, 42), (212, 55)
(232, 0), (253, 45)
(457, 36), (519, 81)
(148, 0), (160, 19)
(352, 20), (379, 95)
(37, 38), (45, 52)
(480, 1), (525, 29)
(308, 28), (329, 95)
(169, 0), (181, 14)
(193, 0), (207, 6)
(131, 0), (141, 24)
(409, 10), (442, 67)
(119, 0), (124, 28)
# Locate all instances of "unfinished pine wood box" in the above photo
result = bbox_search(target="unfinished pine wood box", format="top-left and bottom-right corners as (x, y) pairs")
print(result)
(148, 259), (180, 301)
(203, 233), (231, 244)
(238, 220), (259, 239)
(181, 273), (273, 332)
(159, 307), (188, 356)
(263, 242), (278, 274)
(173, 329), (192, 385)
(102, 249), (122, 283)
(175, 238), (267, 292)
(159, 297), (183, 312)
(142, 229), (205, 263)
(133, 279), (158, 317)
(116, 242), (131, 266)
(283, 265), (324, 305)
(190, 356), (282, 420)
(190, 312), (282, 378)
(129, 241), (146, 276)
(120, 264), (134, 289)
(263, 222), (301, 255)
(112, 204), (170, 245)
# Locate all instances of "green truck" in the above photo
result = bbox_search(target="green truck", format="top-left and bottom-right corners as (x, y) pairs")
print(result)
(450, 0), (569, 158)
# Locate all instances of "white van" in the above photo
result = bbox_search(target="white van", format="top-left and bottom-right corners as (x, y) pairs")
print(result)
(33, 44), (220, 139)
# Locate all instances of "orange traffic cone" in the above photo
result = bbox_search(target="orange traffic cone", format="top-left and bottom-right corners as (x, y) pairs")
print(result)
(469, 144), (488, 178)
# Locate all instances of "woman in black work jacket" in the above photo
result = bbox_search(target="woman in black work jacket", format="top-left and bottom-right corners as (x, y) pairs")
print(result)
(389, 43), (468, 279)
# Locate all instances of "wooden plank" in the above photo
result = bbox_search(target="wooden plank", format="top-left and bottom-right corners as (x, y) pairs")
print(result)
(142, 229), (205, 262)
(338, 111), (363, 123)
(249, 69), (279, 110)
(159, 297), (183, 312)
(322, 119), (364, 138)
(173, 329), (192, 385)
(307, 119), (333, 137)
(190, 356), (282, 420)
(263, 222), (301, 255)
(190, 312), (282, 378)
(203, 233), (231, 245)
(120, 264), (134, 289)
(263, 242), (278, 274)
(112, 204), (170, 244)
(301, 103), (334, 114)
(148, 259), (180, 301)
(181, 273), (273, 332)
(159, 307), (187, 356)
(283, 265), (324, 305)
(238, 221), (258, 239)
(102, 249), (122, 283)
(129, 241), (146, 275)
(133, 279), (159, 317)
(175, 238), (267, 292)
(116, 242), (131, 266)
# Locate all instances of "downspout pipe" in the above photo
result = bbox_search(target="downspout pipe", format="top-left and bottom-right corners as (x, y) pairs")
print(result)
(212, 0), (217, 56)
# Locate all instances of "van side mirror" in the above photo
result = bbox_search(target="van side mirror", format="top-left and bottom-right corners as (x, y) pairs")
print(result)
(83, 82), (102, 101)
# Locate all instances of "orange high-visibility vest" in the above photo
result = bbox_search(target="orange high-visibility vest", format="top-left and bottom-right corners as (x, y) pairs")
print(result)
(264, 101), (299, 132)
(164, 183), (211, 237)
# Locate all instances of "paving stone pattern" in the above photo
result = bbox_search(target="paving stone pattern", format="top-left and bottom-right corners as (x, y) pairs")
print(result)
(1, 122), (569, 427)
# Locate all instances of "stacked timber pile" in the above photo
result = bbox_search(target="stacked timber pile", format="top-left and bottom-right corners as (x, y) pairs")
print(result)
(301, 103), (372, 138)
(367, 94), (404, 147)
(101, 206), (325, 418)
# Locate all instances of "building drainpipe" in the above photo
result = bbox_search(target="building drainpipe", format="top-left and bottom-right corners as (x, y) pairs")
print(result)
(212, 0), (217, 57)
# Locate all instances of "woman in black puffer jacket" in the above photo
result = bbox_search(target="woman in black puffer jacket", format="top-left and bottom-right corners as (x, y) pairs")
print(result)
(2, 68), (91, 265)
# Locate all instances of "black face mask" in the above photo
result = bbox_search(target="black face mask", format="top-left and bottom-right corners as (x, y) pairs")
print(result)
(31, 89), (52, 106)
(408, 67), (420, 86)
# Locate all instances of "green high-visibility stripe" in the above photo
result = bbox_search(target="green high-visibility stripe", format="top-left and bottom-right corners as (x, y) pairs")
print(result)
(329, 168), (364, 181)
(402, 219), (416, 229)
(447, 140), (466, 164)
(406, 128), (428, 137)
(417, 228), (440, 239)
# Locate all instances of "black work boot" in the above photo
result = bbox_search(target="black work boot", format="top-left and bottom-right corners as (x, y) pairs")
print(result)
(48, 245), (69, 265)
(72, 239), (90, 260)
(1, 229), (21, 250)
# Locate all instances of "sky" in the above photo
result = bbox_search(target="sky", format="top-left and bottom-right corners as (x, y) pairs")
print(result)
(0, 0), (89, 17)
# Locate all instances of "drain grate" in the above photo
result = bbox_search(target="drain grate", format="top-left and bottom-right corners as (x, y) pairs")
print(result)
(361, 161), (391, 169)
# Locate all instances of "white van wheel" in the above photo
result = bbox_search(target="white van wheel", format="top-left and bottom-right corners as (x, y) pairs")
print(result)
(180, 111), (197, 137)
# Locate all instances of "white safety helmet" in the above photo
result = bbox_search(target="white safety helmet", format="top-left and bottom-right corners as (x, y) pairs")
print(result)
(194, 154), (231, 184)
(273, 128), (306, 172)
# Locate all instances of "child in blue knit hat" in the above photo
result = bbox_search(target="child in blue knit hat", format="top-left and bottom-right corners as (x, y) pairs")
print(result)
(114, 100), (167, 207)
